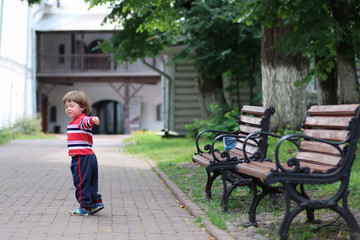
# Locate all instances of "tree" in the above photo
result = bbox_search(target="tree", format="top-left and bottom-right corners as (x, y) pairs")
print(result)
(238, 1), (309, 130)
(174, 0), (261, 117)
(85, 0), (261, 119)
(280, 0), (360, 104)
(331, 0), (360, 103)
(261, 23), (309, 130)
(238, 0), (360, 130)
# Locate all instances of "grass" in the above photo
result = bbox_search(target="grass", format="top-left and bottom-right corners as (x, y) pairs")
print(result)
(0, 131), (55, 144)
(123, 130), (360, 239)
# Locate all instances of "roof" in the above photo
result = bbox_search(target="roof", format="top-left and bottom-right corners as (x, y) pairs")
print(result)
(35, 13), (119, 31)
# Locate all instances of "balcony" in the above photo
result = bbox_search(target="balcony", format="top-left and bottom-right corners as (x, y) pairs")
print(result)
(37, 54), (161, 78)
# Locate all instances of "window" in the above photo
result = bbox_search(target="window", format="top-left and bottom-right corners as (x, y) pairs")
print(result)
(50, 106), (57, 122)
(156, 104), (163, 121)
(58, 44), (65, 63)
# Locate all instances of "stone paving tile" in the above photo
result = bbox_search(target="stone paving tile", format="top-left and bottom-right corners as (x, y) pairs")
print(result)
(0, 135), (210, 240)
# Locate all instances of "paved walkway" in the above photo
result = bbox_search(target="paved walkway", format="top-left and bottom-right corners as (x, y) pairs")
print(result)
(0, 135), (211, 240)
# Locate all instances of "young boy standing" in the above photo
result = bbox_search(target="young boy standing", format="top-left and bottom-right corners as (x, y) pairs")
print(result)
(63, 91), (104, 216)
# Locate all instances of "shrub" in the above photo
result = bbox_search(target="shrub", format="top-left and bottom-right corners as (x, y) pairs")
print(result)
(11, 115), (42, 135)
(185, 104), (240, 139)
(0, 115), (42, 144)
(0, 126), (15, 144)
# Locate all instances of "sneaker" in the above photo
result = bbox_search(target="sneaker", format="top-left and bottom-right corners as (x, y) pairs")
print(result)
(91, 202), (104, 215)
(70, 207), (91, 216)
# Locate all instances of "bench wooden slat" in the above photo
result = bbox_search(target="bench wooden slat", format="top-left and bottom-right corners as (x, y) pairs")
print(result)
(236, 159), (335, 180)
(239, 115), (262, 126)
(304, 116), (352, 129)
(228, 148), (246, 159)
(192, 154), (211, 167)
(308, 104), (359, 116)
(296, 152), (341, 167)
(234, 142), (258, 155)
(238, 136), (260, 146)
(303, 129), (349, 141)
(242, 105), (267, 116)
(239, 125), (262, 135)
(298, 161), (335, 173)
(192, 151), (229, 167)
(236, 162), (269, 179)
(299, 141), (342, 156)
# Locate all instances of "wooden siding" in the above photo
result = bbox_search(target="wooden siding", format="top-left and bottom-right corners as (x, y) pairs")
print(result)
(171, 61), (259, 134)
(227, 87), (252, 106)
(173, 63), (200, 133)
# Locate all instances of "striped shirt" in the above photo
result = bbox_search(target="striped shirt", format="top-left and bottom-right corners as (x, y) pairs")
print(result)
(67, 113), (95, 156)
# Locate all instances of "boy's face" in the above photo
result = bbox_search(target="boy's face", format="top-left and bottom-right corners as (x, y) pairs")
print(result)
(64, 101), (85, 119)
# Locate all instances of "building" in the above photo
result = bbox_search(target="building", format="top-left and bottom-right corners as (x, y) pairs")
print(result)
(35, 0), (165, 134)
(0, 0), (39, 127)
(0, 0), (257, 135)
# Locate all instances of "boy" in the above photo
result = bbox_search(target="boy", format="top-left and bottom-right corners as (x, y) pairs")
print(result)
(63, 91), (104, 216)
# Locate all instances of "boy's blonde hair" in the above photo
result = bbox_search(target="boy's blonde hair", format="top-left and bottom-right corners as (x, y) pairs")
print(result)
(63, 91), (92, 115)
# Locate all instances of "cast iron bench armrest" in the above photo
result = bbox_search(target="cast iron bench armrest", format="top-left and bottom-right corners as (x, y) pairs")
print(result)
(242, 131), (284, 162)
(271, 133), (346, 175)
(208, 133), (248, 163)
(195, 129), (239, 154)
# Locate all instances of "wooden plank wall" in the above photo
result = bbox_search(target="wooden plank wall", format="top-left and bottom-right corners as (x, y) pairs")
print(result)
(172, 63), (253, 134)
(173, 63), (200, 133)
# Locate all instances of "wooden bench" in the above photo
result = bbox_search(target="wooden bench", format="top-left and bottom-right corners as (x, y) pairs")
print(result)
(236, 104), (360, 240)
(192, 105), (275, 211)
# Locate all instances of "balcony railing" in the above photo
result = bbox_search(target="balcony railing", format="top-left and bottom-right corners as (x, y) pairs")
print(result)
(37, 54), (160, 74)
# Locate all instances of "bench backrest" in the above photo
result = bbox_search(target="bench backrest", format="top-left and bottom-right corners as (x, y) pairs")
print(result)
(297, 104), (360, 174)
(227, 105), (275, 159)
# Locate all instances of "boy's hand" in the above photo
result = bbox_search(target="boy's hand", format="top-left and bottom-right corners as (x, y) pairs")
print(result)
(92, 116), (100, 126)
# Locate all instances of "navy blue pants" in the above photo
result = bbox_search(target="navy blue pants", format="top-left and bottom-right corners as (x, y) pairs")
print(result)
(70, 154), (102, 210)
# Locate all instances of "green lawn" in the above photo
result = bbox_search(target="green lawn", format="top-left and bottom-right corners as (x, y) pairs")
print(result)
(123, 131), (360, 239)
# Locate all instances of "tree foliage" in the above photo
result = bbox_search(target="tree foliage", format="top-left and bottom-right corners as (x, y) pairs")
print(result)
(86, 0), (262, 117)
(22, 0), (40, 5)
(236, 0), (360, 103)
(176, 0), (261, 80)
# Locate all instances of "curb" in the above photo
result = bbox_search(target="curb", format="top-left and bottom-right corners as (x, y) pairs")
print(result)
(146, 158), (234, 240)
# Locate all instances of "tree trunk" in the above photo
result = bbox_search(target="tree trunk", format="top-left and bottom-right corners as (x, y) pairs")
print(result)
(262, 24), (309, 131)
(315, 57), (338, 105)
(331, 0), (360, 103)
(196, 72), (226, 119)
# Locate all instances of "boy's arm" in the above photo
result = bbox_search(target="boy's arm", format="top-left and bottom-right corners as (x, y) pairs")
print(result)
(79, 116), (100, 129)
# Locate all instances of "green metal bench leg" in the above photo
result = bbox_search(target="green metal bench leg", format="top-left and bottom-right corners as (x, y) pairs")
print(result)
(279, 190), (304, 240)
(248, 178), (282, 225)
(331, 190), (360, 239)
(205, 170), (220, 199)
(279, 206), (303, 240)
(220, 174), (252, 212)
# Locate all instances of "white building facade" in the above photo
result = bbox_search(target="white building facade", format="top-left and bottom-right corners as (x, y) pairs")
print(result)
(0, 0), (260, 135)
(1, 0), (164, 134)
(0, 0), (40, 127)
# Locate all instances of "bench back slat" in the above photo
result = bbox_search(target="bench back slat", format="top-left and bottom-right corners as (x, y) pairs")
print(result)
(239, 115), (262, 125)
(235, 142), (258, 155)
(295, 104), (360, 173)
(308, 104), (359, 116)
(296, 152), (341, 167)
(242, 105), (267, 116)
(304, 116), (353, 129)
(299, 141), (343, 156)
(239, 125), (262, 135)
(228, 105), (275, 158)
(302, 129), (350, 141)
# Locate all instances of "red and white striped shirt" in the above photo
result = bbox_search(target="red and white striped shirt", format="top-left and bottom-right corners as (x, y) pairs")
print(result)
(67, 113), (95, 156)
